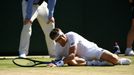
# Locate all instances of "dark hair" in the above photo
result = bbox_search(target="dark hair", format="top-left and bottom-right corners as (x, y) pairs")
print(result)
(49, 28), (61, 40)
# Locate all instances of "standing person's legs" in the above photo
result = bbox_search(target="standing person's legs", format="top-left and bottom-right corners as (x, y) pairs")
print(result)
(37, 2), (56, 57)
(19, 0), (38, 57)
(125, 18), (134, 56)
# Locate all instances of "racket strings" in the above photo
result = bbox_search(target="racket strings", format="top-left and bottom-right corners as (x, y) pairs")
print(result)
(14, 59), (35, 66)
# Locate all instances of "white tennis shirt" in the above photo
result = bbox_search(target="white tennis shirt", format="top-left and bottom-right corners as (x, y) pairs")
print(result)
(55, 32), (104, 60)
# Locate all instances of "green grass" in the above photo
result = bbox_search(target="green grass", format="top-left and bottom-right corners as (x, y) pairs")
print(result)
(0, 55), (134, 75)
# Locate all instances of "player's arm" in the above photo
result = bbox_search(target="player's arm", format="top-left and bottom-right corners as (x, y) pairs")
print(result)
(47, 0), (57, 24)
(47, 45), (77, 67)
(64, 33), (78, 63)
(24, 0), (34, 24)
(47, 0), (56, 18)
(63, 44), (77, 64)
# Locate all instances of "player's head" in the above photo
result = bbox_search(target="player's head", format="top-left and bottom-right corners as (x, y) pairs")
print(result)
(49, 28), (64, 41)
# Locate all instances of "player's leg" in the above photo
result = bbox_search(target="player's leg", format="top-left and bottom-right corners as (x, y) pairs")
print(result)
(19, 0), (38, 57)
(37, 1), (56, 57)
(84, 48), (114, 66)
(125, 18), (134, 56)
(85, 45), (131, 65)
(100, 50), (119, 65)
(100, 50), (132, 65)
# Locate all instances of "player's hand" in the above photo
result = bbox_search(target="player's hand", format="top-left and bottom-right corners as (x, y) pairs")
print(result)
(47, 63), (57, 67)
(24, 19), (32, 25)
(67, 53), (75, 60)
(63, 54), (75, 64)
(47, 17), (55, 24)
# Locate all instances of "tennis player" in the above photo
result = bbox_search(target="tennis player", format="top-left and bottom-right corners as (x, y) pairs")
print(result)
(47, 28), (132, 67)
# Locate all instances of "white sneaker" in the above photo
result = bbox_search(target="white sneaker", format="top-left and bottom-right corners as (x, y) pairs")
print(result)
(19, 53), (26, 58)
(118, 58), (132, 65)
(125, 49), (134, 56)
(114, 50), (121, 55)
(86, 60), (113, 66)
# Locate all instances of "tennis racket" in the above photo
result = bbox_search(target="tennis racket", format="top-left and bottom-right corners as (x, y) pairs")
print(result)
(12, 57), (51, 67)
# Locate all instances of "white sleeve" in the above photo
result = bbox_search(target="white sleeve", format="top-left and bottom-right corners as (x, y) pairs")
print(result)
(68, 33), (79, 47)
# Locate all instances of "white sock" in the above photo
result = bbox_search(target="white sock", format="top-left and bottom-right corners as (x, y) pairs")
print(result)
(86, 60), (113, 66)
(126, 48), (132, 51)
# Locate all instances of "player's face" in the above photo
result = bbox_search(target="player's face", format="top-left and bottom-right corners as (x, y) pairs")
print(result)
(55, 35), (67, 47)
(55, 35), (63, 43)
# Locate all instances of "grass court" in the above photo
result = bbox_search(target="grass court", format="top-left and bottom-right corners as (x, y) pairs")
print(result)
(0, 54), (134, 75)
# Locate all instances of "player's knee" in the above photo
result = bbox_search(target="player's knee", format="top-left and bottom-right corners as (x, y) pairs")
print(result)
(101, 51), (119, 65)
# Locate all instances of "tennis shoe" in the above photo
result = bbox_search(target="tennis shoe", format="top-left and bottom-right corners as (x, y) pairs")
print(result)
(125, 49), (134, 56)
(19, 53), (26, 58)
(118, 58), (132, 65)
(114, 49), (121, 54)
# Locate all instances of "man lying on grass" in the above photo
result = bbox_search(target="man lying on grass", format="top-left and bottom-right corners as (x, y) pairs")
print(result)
(47, 28), (132, 67)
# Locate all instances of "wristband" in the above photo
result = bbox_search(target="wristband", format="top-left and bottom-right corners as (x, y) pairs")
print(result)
(54, 60), (64, 67)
